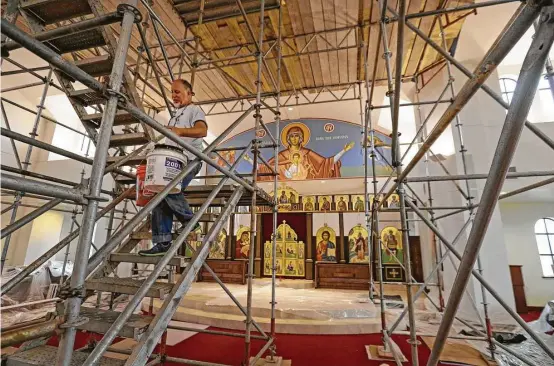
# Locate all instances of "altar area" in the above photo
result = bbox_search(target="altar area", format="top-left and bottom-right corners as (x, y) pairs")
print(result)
(142, 278), (435, 335)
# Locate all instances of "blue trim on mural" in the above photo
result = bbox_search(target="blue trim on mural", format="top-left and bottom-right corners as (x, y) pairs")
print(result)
(208, 118), (393, 180)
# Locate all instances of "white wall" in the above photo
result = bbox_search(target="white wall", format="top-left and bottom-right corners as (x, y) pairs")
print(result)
(500, 202), (554, 307)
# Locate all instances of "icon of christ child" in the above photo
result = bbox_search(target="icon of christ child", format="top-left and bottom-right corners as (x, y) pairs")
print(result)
(284, 153), (309, 180)
(259, 124), (355, 181)
(316, 230), (337, 262)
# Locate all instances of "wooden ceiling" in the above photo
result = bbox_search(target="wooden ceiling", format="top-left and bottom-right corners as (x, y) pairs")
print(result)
(5, 0), (474, 109)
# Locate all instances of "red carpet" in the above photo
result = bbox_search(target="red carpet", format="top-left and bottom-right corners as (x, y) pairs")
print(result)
(157, 328), (438, 366)
(518, 310), (542, 323)
(47, 329), (440, 365)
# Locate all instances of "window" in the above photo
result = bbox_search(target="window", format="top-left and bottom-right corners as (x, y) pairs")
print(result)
(499, 74), (554, 123)
(535, 218), (554, 277)
(499, 76), (517, 104)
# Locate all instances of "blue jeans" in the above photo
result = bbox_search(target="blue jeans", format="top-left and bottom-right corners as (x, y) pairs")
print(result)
(152, 163), (202, 244)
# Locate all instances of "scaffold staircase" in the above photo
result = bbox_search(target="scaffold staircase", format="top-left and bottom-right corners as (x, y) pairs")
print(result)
(2, 1), (275, 365)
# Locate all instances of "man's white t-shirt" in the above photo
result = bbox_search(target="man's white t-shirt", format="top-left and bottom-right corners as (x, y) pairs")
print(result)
(165, 104), (206, 160)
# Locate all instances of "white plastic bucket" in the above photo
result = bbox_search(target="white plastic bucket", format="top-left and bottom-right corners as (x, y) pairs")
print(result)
(144, 145), (188, 194)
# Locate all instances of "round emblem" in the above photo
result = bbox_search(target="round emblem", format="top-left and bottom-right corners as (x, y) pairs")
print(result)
(256, 129), (266, 138)
(324, 123), (335, 133)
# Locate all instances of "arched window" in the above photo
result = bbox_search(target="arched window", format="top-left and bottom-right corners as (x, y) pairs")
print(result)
(535, 218), (554, 277)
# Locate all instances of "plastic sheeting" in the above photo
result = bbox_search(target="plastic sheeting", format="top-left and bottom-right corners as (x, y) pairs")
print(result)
(493, 333), (554, 366)
(1, 266), (51, 305)
(529, 301), (554, 333)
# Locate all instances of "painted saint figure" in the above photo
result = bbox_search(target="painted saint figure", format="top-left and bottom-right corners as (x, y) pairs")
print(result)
(289, 192), (297, 204)
(337, 197), (347, 211)
(235, 231), (250, 259)
(316, 230), (337, 262)
(354, 197), (364, 212)
(304, 197), (315, 211)
(279, 191), (288, 204)
(320, 197), (331, 211)
(355, 232), (366, 260)
(389, 195), (400, 208)
(384, 229), (398, 256)
(284, 153), (309, 180)
(259, 123), (355, 181)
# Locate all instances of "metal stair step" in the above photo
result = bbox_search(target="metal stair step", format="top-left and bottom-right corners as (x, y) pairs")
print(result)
(85, 277), (173, 299)
(73, 55), (113, 77)
(47, 28), (106, 54)
(114, 175), (135, 185)
(110, 252), (186, 267)
(109, 133), (150, 147)
(82, 110), (139, 128)
(75, 307), (153, 339)
(107, 154), (146, 166)
(68, 88), (105, 107)
(6, 345), (124, 366)
(21, 0), (93, 25)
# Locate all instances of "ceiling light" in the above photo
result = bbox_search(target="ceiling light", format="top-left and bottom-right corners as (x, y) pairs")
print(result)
(288, 107), (293, 111)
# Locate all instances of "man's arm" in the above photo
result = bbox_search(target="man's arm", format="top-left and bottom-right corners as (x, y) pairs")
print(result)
(168, 120), (207, 138)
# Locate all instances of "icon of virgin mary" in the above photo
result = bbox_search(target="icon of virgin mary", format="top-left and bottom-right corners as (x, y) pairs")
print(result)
(258, 122), (354, 181)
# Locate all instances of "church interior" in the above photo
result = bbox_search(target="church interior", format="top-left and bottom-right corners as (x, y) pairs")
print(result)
(1, 0), (554, 365)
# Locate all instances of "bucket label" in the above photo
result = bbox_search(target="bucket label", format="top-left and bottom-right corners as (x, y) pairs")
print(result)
(163, 157), (183, 181)
(165, 157), (183, 170)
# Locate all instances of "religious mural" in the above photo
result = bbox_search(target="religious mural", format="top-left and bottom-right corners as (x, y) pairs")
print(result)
(264, 221), (305, 277)
(209, 228), (227, 259)
(260, 185), (394, 214)
(235, 225), (251, 259)
(348, 224), (369, 263)
(315, 224), (337, 262)
(207, 119), (393, 181)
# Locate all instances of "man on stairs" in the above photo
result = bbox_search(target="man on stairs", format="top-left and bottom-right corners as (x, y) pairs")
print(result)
(139, 79), (208, 256)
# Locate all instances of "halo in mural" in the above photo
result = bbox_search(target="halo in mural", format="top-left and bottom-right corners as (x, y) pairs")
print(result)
(281, 122), (311, 147)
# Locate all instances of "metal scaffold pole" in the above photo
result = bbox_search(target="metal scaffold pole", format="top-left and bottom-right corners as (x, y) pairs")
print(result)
(244, 0), (266, 364)
(269, 0), (284, 360)
(55, 2), (140, 364)
(378, 0), (419, 362)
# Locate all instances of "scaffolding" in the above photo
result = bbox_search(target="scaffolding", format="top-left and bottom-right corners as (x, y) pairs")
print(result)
(1, 0), (554, 365)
